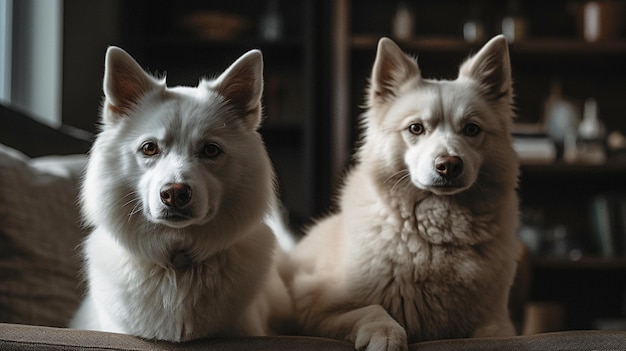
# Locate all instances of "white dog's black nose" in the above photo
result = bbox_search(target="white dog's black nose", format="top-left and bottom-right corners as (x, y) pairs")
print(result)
(435, 156), (463, 179)
(160, 183), (192, 208)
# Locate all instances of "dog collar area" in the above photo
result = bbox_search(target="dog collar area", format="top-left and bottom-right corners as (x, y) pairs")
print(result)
(170, 250), (194, 269)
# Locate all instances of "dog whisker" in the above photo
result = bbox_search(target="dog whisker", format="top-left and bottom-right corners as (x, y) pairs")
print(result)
(121, 192), (143, 223)
(124, 196), (143, 223)
(129, 202), (142, 217)
(385, 170), (411, 193)
(383, 170), (408, 185)
(121, 192), (139, 208)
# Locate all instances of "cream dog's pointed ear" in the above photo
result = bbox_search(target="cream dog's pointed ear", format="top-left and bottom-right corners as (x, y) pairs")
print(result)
(459, 35), (512, 102)
(209, 50), (264, 130)
(103, 46), (163, 123)
(368, 37), (420, 106)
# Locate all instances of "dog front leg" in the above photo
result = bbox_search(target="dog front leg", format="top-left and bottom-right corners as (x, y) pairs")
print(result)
(308, 304), (408, 351)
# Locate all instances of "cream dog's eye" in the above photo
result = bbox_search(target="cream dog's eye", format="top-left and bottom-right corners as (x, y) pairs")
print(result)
(202, 143), (222, 158)
(409, 123), (424, 135)
(141, 142), (159, 156)
(462, 123), (481, 137)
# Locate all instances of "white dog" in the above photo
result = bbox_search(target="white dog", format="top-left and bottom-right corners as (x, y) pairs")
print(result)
(285, 35), (520, 350)
(70, 47), (292, 341)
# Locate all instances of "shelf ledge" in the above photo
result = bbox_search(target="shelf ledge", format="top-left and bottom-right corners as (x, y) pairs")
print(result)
(532, 256), (626, 270)
(351, 35), (626, 54)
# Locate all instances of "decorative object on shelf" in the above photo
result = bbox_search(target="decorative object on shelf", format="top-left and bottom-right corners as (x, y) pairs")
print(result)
(544, 225), (574, 257)
(182, 11), (249, 40)
(501, 0), (528, 43)
(463, 1), (486, 43)
(544, 80), (580, 162)
(259, 0), (283, 42)
(577, 98), (607, 164)
(392, 1), (415, 41)
(572, 1), (625, 42)
(578, 98), (606, 139)
(590, 194), (616, 257)
(518, 209), (545, 254)
(588, 193), (626, 257)
(607, 130), (626, 159)
(512, 135), (557, 164)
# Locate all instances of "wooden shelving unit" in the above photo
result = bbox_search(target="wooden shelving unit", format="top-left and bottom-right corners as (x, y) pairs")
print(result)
(533, 256), (626, 270)
(352, 35), (626, 54)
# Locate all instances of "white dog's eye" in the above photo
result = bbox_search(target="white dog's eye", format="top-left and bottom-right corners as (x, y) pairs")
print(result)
(462, 123), (481, 137)
(202, 143), (222, 158)
(408, 123), (424, 135)
(141, 142), (159, 156)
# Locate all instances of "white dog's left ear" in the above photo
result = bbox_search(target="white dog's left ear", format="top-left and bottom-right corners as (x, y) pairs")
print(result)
(210, 50), (264, 130)
(369, 37), (420, 106)
(459, 35), (512, 102)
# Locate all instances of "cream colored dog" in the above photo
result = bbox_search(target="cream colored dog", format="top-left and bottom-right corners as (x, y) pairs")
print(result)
(285, 35), (519, 350)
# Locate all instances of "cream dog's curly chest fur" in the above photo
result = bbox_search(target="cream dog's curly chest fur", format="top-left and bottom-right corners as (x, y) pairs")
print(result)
(341, 177), (514, 342)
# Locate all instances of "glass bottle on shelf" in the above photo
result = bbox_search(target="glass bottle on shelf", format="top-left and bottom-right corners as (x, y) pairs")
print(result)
(463, 1), (485, 43)
(392, 1), (415, 41)
(260, 0), (283, 42)
(501, 0), (527, 43)
(577, 98), (607, 164)
(544, 80), (579, 162)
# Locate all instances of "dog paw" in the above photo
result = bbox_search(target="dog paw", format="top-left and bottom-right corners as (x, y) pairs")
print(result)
(354, 320), (408, 351)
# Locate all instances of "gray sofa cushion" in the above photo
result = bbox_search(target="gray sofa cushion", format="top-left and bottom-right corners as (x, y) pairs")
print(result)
(2, 323), (626, 351)
(0, 144), (87, 327)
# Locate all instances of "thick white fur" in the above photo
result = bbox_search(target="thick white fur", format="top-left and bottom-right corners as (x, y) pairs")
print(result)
(70, 47), (292, 341)
(284, 36), (520, 350)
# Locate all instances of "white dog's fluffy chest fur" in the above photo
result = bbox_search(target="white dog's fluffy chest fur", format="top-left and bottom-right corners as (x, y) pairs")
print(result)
(341, 172), (516, 341)
(79, 226), (272, 341)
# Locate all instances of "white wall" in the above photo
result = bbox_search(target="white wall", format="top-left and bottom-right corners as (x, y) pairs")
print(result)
(0, 0), (11, 104)
(8, 0), (63, 127)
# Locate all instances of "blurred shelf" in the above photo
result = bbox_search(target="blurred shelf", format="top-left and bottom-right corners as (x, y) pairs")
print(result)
(520, 161), (626, 174)
(510, 39), (626, 55)
(352, 35), (471, 51)
(128, 36), (305, 51)
(351, 34), (626, 55)
(532, 256), (626, 270)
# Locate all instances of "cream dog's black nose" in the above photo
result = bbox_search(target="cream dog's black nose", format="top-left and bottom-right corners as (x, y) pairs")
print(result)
(435, 156), (463, 179)
(160, 183), (192, 208)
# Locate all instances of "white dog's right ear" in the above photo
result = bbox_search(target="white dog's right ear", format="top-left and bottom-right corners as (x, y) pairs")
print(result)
(368, 37), (420, 106)
(208, 50), (264, 131)
(103, 46), (162, 122)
